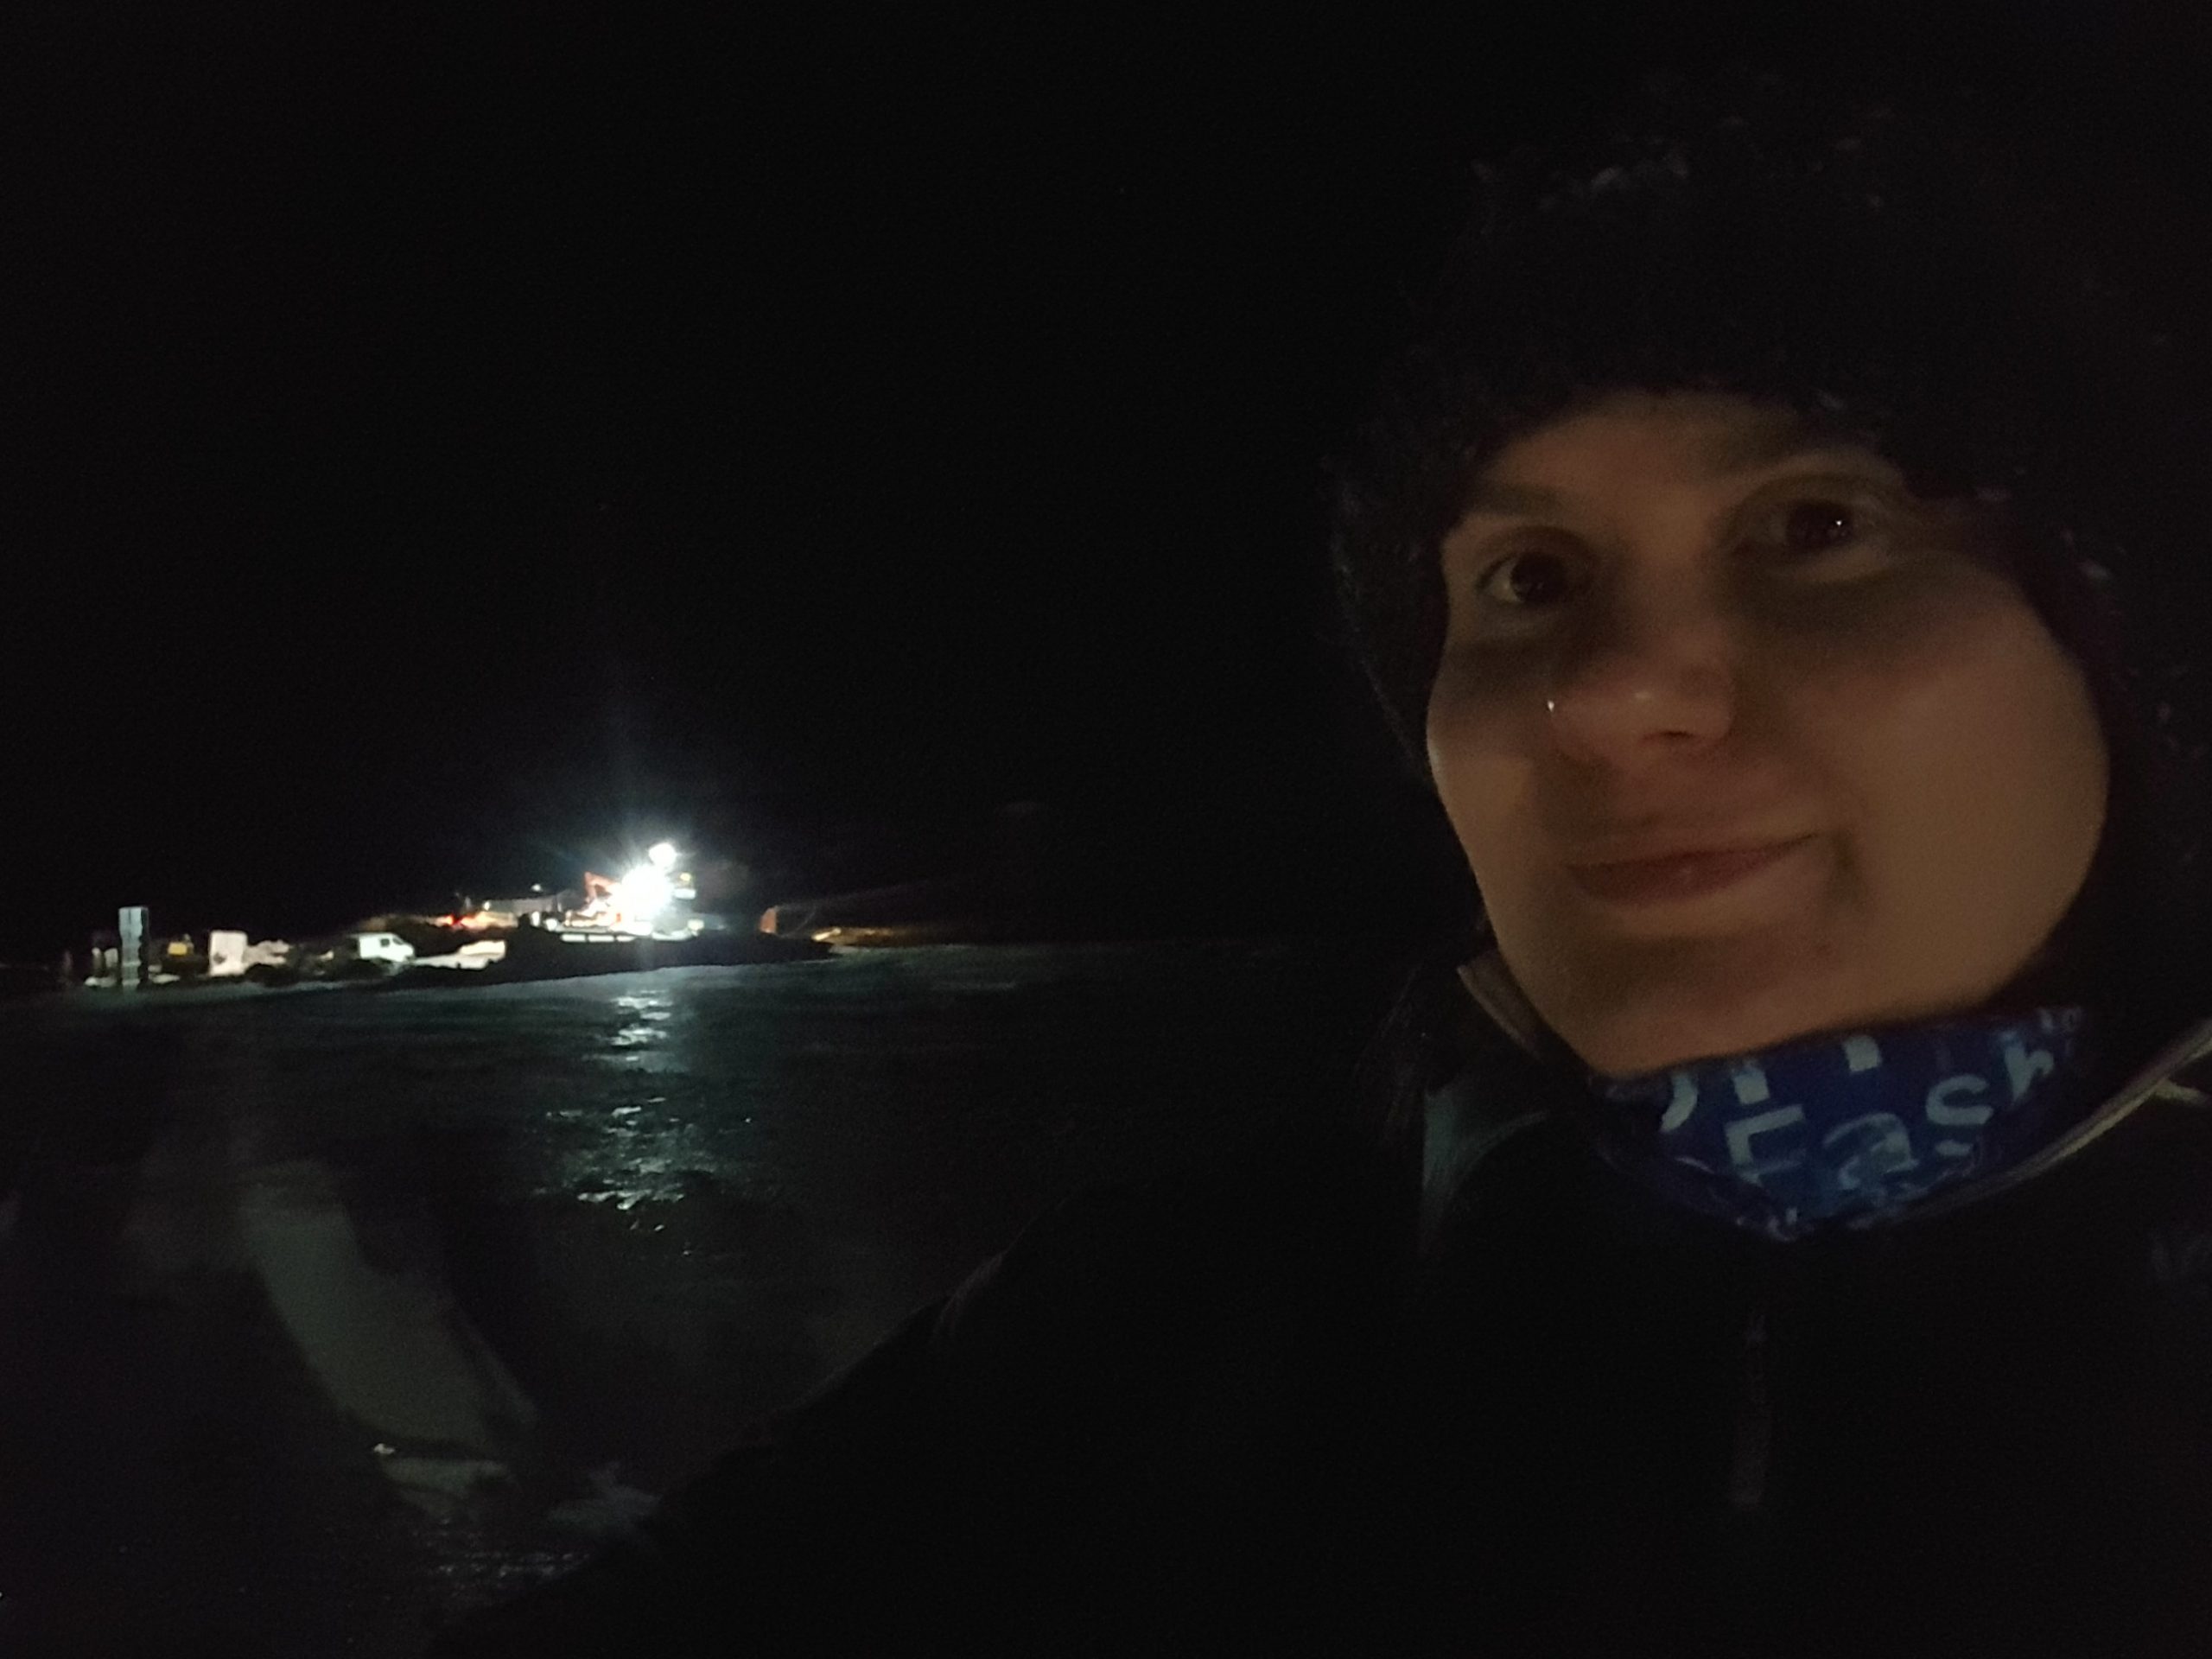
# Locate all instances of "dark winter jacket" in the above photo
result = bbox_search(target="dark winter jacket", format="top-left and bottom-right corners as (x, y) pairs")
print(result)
(429, 950), (2212, 1656)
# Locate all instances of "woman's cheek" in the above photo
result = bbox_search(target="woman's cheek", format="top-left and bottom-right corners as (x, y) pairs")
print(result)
(1426, 642), (1541, 789)
(1747, 556), (2004, 677)
(1427, 645), (1554, 898)
(1429, 628), (1551, 718)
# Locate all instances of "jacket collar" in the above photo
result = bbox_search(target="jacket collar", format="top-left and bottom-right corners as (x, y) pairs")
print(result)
(1452, 944), (2212, 1225)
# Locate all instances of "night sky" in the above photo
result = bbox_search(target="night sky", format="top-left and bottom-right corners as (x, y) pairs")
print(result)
(13, 3), (2209, 959)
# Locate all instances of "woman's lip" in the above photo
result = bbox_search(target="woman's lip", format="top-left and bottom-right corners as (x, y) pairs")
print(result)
(1567, 836), (1815, 905)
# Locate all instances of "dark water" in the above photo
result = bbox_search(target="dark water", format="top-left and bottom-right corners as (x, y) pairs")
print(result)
(0, 938), (1406, 1656)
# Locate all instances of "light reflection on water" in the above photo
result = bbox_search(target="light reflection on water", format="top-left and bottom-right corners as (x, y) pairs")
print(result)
(568, 992), (706, 1203)
(549, 1105), (714, 1211)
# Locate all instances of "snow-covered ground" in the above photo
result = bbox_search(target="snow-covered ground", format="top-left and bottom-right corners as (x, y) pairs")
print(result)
(0, 938), (1404, 1656)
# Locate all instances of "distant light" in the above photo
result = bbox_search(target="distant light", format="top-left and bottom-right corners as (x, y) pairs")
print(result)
(615, 865), (673, 919)
(648, 842), (678, 871)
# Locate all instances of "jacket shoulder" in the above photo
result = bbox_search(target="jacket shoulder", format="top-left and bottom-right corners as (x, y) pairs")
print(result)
(427, 1125), (1409, 1655)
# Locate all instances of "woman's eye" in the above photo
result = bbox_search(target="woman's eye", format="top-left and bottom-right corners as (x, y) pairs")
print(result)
(1759, 494), (1871, 559)
(1466, 488), (1897, 616)
(1474, 542), (1581, 609)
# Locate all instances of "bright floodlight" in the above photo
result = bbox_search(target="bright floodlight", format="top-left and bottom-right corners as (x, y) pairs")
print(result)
(616, 865), (673, 918)
(648, 841), (678, 870)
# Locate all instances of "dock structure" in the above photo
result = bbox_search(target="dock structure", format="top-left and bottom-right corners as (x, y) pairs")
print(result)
(118, 906), (147, 992)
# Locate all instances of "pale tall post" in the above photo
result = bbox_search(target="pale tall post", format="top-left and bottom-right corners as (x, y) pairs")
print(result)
(118, 906), (148, 991)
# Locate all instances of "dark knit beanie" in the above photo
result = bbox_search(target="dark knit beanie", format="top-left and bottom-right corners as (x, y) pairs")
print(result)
(1328, 57), (2212, 1081)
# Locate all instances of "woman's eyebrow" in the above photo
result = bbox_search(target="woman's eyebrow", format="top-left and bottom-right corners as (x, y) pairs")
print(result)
(1694, 410), (1836, 474)
(1459, 478), (1567, 517)
(1458, 418), (1874, 520)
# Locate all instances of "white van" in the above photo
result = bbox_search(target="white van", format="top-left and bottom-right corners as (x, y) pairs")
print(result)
(350, 932), (416, 965)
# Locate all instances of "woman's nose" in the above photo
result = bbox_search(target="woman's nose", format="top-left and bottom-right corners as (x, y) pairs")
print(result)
(1541, 598), (1739, 768)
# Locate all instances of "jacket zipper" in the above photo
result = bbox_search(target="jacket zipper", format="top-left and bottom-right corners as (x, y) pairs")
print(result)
(1712, 1293), (1785, 1646)
(1728, 1301), (1772, 1515)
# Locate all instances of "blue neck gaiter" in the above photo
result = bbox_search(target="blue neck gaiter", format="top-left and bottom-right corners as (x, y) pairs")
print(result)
(1576, 1005), (2104, 1242)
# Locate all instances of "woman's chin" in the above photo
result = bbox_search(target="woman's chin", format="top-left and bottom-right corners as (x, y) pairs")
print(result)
(1554, 980), (1878, 1077)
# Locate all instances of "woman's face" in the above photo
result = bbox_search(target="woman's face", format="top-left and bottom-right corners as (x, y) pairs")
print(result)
(1427, 389), (2109, 1077)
